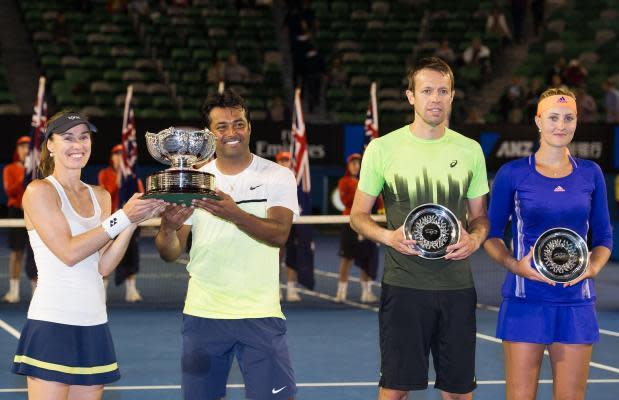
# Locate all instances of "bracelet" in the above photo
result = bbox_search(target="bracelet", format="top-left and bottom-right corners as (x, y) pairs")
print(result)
(101, 209), (131, 239)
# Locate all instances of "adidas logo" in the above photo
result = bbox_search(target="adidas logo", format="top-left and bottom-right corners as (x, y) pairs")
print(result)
(554, 186), (566, 192)
(557, 96), (567, 103)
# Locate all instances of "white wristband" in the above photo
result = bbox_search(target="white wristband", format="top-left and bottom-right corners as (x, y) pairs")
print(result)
(101, 209), (131, 239)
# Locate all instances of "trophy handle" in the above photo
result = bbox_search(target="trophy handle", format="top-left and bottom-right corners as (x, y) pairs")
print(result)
(145, 131), (171, 166)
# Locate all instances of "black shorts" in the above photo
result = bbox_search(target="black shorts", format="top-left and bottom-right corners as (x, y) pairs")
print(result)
(7, 207), (28, 250)
(339, 224), (379, 279)
(379, 283), (477, 394)
(338, 224), (358, 259)
(114, 228), (140, 286)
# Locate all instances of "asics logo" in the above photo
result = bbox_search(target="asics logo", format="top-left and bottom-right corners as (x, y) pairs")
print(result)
(450, 160), (458, 168)
(272, 386), (286, 394)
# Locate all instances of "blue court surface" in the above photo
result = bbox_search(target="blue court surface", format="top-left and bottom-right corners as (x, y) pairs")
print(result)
(1, 233), (618, 399)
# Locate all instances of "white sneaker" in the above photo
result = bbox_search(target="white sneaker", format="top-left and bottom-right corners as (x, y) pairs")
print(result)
(362, 291), (378, 303)
(2, 292), (19, 303)
(286, 289), (301, 302)
(335, 282), (348, 303)
(125, 288), (143, 303)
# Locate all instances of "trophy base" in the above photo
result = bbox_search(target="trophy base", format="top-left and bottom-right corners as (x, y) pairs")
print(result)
(145, 170), (218, 206)
(143, 191), (219, 206)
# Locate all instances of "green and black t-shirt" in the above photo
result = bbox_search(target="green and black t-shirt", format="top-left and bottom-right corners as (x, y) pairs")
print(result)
(358, 125), (489, 290)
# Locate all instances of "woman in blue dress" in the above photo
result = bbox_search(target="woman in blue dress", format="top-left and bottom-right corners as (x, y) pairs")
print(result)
(484, 88), (612, 400)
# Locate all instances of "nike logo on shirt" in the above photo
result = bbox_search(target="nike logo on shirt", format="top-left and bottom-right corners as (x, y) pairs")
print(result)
(250, 184), (263, 190)
(272, 386), (286, 394)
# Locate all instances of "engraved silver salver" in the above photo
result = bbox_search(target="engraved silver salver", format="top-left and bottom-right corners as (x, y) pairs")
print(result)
(403, 203), (460, 259)
(533, 227), (588, 283)
(144, 127), (217, 205)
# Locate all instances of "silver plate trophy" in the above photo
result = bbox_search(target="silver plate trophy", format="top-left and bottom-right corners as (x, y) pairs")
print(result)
(403, 203), (460, 259)
(144, 127), (218, 206)
(533, 227), (588, 283)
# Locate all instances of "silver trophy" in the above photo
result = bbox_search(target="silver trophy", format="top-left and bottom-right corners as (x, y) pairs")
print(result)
(404, 203), (460, 259)
(143, 127), (218, 205)
(533, 227), (588, 283)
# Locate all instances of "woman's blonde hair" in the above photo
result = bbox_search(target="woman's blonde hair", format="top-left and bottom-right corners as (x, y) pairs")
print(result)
(538, 87), (576, 101)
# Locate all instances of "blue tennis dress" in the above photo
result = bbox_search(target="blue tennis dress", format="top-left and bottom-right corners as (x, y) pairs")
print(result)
(12, 176), (120, 385)
(487, 155), (612, 344)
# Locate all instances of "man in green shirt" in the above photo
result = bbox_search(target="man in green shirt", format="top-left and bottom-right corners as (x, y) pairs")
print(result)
(350, 57), (489, 400)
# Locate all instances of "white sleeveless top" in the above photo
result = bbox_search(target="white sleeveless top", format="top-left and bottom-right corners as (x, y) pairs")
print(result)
(27, 175), (107, 326)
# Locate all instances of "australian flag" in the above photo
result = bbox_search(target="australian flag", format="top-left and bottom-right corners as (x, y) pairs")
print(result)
(24, 76), (47, 186)
(289, 88), (314, 289)
(118, 85), (140, 207)
(363, 82), (379, 149)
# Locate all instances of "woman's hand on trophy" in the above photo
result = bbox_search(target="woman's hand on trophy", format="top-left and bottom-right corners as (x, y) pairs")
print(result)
(160, 204), (194, 232)
(508, 247), (556, 286)
(192, 189), (242, 224)
(390, 225), (420, 256)
(122, 193), (167, 224)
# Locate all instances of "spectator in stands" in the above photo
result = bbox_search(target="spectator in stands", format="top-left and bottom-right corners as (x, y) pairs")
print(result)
(224, 54), (249, 83)
(510, 0), (527, 43)
(326, 56), (348, 89)
(549, 73), (567, 90)
(206, 59), (225, 84)
(2, 137), (36, 303)
(300, 40), (325, 113)
(602, 79), (619, 123)
(531, 0), (545, 36)
(464, 105), (486, 124)
(284, 0), (315, 87)
(335, 153), (379, 303)
(486, 7), (513, 45)
(268, 95), (289, 122)
(462, 37), (491, 74)
(525, 77), (544, 122)
(500, 75), (525, 123)
(563, 59), (588, 88)
(98, 144), (145, 303)
(434, 38), (456, 65)
(52, 13), (71, 46)
(547, 57), (566, 86)
(106, 0), (127, 12)
(575, 86), (598, 123)
(128, 0), (150, 16)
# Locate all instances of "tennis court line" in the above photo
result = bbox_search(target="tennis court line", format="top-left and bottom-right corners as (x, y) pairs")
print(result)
(292, 283), (619, 375)
(314, 268), (619, 338)
(0, 318), (20, 339)
(2, 379), (619, 393)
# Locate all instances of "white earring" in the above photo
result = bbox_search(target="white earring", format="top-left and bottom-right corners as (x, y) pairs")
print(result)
(50, 152), (54, 157)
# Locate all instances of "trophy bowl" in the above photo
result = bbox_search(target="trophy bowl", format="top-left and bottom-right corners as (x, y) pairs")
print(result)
(533, 227), (588, 283)
(403, 203), (460, 259)
(143, 127), (218, 205)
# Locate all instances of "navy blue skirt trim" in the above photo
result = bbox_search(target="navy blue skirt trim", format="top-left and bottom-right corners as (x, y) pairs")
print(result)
(11, 319), (120, 385)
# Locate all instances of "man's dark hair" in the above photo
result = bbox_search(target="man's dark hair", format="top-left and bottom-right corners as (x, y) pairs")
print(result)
(407, 57), (455, 92)
(201, 89), (250, 128)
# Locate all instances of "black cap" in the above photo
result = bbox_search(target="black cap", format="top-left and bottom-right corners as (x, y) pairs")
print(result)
(44, 112), (97, 140)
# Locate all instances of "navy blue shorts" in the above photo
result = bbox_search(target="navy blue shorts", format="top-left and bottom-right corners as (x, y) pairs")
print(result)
(496, 298), (599, 344)
(181, 315), (296, 400)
